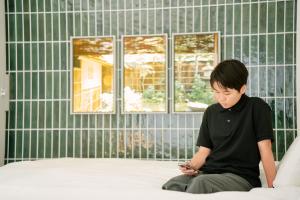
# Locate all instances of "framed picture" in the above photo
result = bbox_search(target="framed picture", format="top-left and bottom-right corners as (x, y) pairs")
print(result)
(172, 32), (220, 113)
(71, 36), (116, 113)
(122, 34), (168, 113)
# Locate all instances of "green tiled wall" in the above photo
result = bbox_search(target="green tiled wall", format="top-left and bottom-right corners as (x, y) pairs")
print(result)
(5, 0), (297, 163)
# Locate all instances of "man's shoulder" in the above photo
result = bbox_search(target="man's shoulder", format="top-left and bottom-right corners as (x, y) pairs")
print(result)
(248, 96), (268, 105)
(205, 103), (221, 114)
(247, 96), (271, 110)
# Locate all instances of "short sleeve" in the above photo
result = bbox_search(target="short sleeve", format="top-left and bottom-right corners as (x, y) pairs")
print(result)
(196, 109), (212, 148)
(253, 99), (274, 142)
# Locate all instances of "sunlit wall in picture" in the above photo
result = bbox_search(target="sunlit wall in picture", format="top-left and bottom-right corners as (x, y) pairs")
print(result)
(72, 37), (115, 113)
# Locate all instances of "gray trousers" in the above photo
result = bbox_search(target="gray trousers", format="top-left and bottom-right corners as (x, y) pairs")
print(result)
(162, 172), (253, 194)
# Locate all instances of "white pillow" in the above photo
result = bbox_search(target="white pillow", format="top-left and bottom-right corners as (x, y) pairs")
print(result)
(259, 163), (267, 188)
(273, 136), (300, 187)
(259, 161), (279, 188)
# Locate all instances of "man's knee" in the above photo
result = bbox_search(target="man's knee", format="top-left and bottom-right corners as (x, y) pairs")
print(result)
(162, 175), (192, 192)
(186, 175), (213, 194)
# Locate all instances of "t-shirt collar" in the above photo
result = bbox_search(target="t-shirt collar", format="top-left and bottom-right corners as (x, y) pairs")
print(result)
(217, 94), (248, 112)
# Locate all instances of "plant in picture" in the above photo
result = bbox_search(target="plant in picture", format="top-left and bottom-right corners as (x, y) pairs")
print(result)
(187, 74), (213, 105)
(142, 85), (164, 103)
(175, 80), (186, 103)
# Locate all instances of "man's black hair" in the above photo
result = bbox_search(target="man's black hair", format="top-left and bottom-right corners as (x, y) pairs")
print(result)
(210, 59), (248, 91)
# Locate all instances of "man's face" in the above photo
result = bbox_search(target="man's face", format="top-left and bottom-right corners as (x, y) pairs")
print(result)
(212, 82), (246, 109)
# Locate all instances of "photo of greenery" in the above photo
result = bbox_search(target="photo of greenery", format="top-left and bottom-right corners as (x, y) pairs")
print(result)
(122, 35), (167, 113)
(173, 33), (219, 112)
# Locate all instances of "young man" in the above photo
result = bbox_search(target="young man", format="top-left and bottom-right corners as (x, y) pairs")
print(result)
(162, 59), (276, 194)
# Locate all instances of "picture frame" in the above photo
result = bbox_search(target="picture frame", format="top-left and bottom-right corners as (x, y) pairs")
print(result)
(172, 32), (220, 113)
(70, 36), (116, 114)
(121, 34), (168, 113)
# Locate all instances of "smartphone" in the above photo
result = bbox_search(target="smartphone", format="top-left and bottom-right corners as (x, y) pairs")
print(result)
(178, 163), (191, 169)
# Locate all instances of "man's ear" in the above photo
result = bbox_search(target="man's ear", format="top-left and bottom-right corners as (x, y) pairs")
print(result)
(240, 85), (247, 94)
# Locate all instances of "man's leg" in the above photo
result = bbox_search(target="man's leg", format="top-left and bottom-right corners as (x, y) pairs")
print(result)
(186, 173), (253, 194)
(162, 174), (196, 192)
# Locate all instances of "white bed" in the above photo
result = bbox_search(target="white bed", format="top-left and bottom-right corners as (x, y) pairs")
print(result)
(0, 158), (299, 200)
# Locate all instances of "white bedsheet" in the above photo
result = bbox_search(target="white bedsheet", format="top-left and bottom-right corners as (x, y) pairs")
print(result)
(0, 158), (299, 200)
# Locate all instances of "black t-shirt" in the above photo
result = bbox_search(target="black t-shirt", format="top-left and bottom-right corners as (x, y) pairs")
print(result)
(196, 94), (274, 187)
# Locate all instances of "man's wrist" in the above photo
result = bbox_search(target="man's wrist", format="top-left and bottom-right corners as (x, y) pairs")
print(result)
(187, 161), (198, 171)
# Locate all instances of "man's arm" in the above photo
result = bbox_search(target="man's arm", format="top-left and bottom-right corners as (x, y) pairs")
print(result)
(258, 139), (276, 188)
(189, 146), (211, 170)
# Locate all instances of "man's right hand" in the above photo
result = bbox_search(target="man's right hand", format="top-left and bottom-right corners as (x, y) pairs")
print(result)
(179, 162), (199, 176)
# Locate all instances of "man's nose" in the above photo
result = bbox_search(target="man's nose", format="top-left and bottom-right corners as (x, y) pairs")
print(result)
(218, 95), (226, 102)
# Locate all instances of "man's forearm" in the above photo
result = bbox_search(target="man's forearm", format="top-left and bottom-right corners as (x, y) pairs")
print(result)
(258, 140), (277, 188)
(189, 146), (211, 170)
(262, 153), (276, 187)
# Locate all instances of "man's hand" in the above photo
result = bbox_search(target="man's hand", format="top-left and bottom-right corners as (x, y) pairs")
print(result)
(179, 162), (199, 176)
(178, 146), (211, 176)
